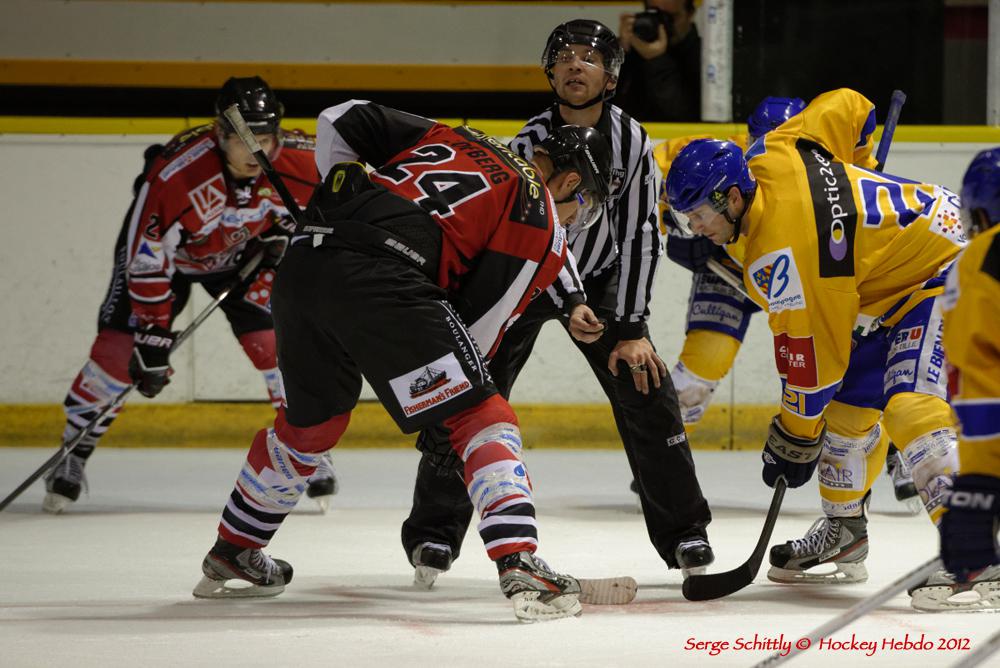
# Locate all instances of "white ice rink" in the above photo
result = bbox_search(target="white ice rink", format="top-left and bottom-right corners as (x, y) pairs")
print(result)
(1, 447), (997, 668)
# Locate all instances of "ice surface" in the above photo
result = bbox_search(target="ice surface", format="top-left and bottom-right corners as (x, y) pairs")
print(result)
(1, 447), (996, 667)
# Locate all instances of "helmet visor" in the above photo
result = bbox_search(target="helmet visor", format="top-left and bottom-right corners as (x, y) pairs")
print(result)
(566, 190), (605, 231)
(668, 195), (728, 238)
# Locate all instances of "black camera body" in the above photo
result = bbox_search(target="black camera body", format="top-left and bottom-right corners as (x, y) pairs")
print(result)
(632, 8), (674, 43)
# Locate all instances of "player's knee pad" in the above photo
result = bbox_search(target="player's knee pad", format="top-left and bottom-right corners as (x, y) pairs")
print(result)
(237, 329), (277, 370)
(900, 428), (958, 523)
(467, 458), (533, 518)
(819, 423), (887, 517)
(671, 361), (718, 426)
(273, 406), (350, 454)
(679, 329), (742, 382)
(87, 329), (134, 383)
(882, 393), (954, 449)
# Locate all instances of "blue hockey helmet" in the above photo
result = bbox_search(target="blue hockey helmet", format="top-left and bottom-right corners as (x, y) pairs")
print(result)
(747, 96), (806, 143)
(960, 147), (1000, 236)
(665, 139), (756, 234)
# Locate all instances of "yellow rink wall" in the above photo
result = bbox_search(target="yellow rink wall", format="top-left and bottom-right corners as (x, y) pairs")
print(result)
(0, 403), (773, 451)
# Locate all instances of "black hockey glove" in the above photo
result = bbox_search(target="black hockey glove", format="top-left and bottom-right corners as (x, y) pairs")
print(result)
(665, 230), (720, 273)
(761, 416), (825, 489)
(243, 232), (290, 270)
(129, 325), (175, 398)
(940, 474), (1000, 582)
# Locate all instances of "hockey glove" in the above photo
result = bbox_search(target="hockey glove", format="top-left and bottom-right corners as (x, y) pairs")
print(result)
(665, 230), (720, 273)
(129, 325), (175, 398)
(940, 474), (1000, 582)
(761, 416), (825, 489)
(243, 232), (290, 270)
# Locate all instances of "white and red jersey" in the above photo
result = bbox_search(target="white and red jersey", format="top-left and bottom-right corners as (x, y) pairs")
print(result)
(126, 125), (318, 328)
(316, 100), (569, 358)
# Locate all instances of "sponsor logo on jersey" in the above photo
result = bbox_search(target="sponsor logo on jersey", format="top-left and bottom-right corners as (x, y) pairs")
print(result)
(665, 433), (687, 447)
(884, 359), (916, 391)
(610, 167), (627, 195)
(188, 175), (227, 222)
(689, 301), (744, 328)
(128, 241), (163, 275)
(889, 326), (924, 357)
(774, 333), (819, 388)
(390, 352), (472, 417)
(797, 139), (856, 277)
(930, 196), (967, 245)
(748, 248), (806, 312)
(158, 140), (212, 182)
(551, 222), (566, 257)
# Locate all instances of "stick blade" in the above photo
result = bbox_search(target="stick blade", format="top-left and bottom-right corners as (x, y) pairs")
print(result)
(682, 564), (754, 601)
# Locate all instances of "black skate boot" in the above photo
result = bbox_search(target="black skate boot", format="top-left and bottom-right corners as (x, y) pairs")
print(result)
(193, 537), (293, 599)
(768, 515), (869, 584)
(42, 452), (88, 514)
(885, 445), (922, 515)
(411, 542), (453, 590)
(675, 538), (715, 578)
(305, 452), (338, 513)
(497, 551), (582, 622)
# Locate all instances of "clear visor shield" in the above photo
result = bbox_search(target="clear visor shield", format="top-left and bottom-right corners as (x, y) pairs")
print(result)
(669, 195), (727, 237)
(570, 190), (604, 230)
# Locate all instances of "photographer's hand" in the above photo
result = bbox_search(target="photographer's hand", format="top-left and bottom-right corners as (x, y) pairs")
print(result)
(632, 23), (668, 59)
(618, 13), (636, 52)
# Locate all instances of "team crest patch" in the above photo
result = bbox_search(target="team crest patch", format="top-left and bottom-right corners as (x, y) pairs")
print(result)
(748, 248), (806, 313)
(188, 175), (227, 222)
(389, 352), (472, 417)
(930, 196), (967, 245)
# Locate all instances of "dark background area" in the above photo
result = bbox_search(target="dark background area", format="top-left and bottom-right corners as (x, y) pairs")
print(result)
(2, 0), (988, 124)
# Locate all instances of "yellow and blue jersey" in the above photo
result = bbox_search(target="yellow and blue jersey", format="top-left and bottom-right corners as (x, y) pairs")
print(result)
(941, 224), (1000, 476)
(741, 88), (966, 439)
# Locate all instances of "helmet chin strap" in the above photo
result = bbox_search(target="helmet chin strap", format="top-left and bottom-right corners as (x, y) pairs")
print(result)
(723, 189), (754, 243)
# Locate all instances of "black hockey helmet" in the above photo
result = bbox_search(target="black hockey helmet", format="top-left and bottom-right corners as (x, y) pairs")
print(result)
(215, 76), (284, 135)
(538, 125), (612, 228)
(542, 20), (624, 110)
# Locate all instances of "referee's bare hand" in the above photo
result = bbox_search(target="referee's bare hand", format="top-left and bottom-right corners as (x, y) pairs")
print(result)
(568, 304), (605, 343)
(608, 338), (667, 395)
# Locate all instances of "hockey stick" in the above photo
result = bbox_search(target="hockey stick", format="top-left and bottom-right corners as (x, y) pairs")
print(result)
(951, 627), (1000, 668)
(875, 89), (906, 172)
(682, 476), (787, 601)
(0, 250), (264, 513)
(750, 556), (942, 667)
(706, 257), (749, 296)
(222, 104), (306, 227)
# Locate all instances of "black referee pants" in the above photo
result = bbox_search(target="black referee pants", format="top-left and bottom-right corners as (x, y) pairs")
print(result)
(402, 270), (712, 568)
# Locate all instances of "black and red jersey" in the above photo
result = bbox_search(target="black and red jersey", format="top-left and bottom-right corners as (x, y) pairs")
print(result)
(316, 101), (570, 358)
(126, 125), (318, 328)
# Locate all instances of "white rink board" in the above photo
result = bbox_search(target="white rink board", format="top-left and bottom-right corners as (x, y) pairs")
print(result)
(0, 134), (991, 404)
(1, 448), (997, 668)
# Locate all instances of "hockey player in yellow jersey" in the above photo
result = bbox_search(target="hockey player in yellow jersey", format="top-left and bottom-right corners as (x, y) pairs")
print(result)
(655, 96), (922, 509)
(913, 148), (1000, 612)
(665, 88), (964, 585)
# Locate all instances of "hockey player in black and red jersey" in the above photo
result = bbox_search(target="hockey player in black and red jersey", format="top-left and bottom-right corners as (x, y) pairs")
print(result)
(44, 77), (339, 513)
(400, 18), (713, 589)
(193, 100), (614, 622)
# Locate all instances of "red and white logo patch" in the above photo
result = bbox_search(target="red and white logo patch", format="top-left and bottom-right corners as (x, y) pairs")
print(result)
(389, 352), (472, 417)
(188, 175), (227, 222)
(774, 333), (819, 388)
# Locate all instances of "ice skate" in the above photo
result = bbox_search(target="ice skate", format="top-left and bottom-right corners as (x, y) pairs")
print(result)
(305, 452), (338, 513)
(411, 542), (453, 590)
(193, 537), (293, 599)
(768, 515), (869, 584)
(886, 446), (922, 515)
(42, 452), (88, 514)
(910, 565), (1000, 612)
(497, 551), (582, 622)
(676, 537), (715, 578)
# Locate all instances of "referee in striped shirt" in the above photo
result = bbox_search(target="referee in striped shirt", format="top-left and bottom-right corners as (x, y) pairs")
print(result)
(401, 18), (714, 585)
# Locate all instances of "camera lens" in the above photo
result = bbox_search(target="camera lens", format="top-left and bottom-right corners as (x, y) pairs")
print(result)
(632, 9), (661, 42)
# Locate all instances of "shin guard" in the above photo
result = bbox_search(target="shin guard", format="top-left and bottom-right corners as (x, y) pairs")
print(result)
(63, 330), (133, 458)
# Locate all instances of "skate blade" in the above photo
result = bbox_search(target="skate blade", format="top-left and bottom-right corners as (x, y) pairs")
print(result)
(911, 581), (1000, 612)
(313, 495), (331, 514)
(510, 591), (582, 622)
(682, 566), (707, 580)
(192, 575), (285, 599)
(42, 492), (73, 515)
(579, 576), (638, 605)
(413, 565), (443, 590)
(767, 562), (868, 585)
(902, 497), (924, 516)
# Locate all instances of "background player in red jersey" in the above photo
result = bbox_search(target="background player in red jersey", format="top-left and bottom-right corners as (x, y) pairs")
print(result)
(193, 100), (613, 622)
(43, 77), (336, 513)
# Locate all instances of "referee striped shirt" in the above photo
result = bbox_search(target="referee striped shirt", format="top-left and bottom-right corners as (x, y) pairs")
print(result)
(510, 103), (664, 340)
